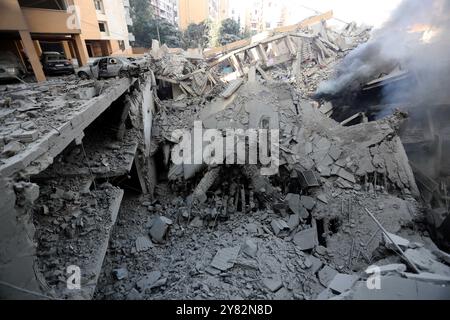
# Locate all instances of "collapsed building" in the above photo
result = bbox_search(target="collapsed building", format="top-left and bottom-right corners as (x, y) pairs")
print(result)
(1, 8), (450, 300)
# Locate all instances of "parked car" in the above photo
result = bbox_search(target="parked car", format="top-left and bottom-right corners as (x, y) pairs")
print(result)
(41, 51), (75, 75)
(0, 51), (26, 81)
(77, 56), (139, 80)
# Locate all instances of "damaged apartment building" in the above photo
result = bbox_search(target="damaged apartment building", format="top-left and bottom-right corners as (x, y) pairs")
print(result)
(1, 5), (450, 300)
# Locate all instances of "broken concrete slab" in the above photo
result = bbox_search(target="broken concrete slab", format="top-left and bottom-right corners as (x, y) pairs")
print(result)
(328, 273), (359, 294)
(271, 219), (290, 236)
(262, 277), (283, 292)
(404, 247), (450, 276)
(1, 141), (23, 157)
(336, 168), (356, 183)
(242, 238), (258, 258)
(401, 272), (450, 285)
(318, 265), (338, 287)
(300, 196), (316, 211)
(365, 264), (407, 276)
(293, 227), (318, 250)
(210, 246), (241, 271)
(382, 232), (410, 251)
(220, 79), (244, 98)
(149, 216), (173, 244)
(350, 276), (450, 300)
(287, 213), (300, 230)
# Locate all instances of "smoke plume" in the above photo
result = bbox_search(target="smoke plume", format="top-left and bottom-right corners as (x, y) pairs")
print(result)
(316, 0), (450, 106)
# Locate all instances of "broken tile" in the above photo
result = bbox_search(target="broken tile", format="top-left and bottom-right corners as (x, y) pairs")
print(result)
(135, 235), (154, 252)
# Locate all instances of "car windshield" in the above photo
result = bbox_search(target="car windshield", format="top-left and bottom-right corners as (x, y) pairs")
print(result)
(47, 55), (65, 61)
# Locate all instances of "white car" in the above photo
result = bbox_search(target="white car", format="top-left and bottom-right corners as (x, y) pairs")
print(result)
(77, 56), (139, 80)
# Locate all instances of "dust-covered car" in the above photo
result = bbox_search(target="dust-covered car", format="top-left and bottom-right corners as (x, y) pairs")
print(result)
(0, 51), (26, 81)
(77, 56), (140, 80)
(41, 51), (75, 75)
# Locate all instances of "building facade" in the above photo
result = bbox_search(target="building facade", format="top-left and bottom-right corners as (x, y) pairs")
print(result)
(0, 0), (134, 82)
(0, 0), (88, 82)
(150, 0), (178, 26)
(178, 0), (222, 30)
(74, 0), (133, 58)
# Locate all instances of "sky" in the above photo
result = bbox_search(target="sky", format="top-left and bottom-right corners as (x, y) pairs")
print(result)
(229, 0), (404, 29)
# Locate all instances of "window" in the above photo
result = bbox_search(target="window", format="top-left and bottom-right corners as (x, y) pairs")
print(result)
(98, 22), (107, 33)
(94, 0), (104, 12)
(118, 40), (125, 51)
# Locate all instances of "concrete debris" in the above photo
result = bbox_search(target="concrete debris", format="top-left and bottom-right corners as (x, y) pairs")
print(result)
(1, 141), (23, 157)
(135, 236), (154, 252)
(365, 264), (407, 276)
(242, 239), (258, 258)
(271, 219), (290, 236)
(318, 266), (339, 288)
(382, 232), (410, 251)
(293, 227), (318, 251)
(0, 7), (448, 302)
(262, 277), (283, 292)
(112, 268), (129, 280)
(210, 246), (241, 271)
(136, 271), (163, 292)
(300, 196), (316, 211)
(149, 216), (173, 244)
(328, 273), (359, 294)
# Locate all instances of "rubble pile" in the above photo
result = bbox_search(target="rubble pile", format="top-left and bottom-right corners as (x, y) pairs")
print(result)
(1, 11), (449, 301)
(267, 21), (372, 97)
(149, 41), (223, 99)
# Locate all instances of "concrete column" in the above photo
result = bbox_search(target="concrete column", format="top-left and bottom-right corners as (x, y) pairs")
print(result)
(33, 40), (42, 57)
(62, 41), (72, 60)
(72, 34), (89, 67)
(19, 30), (45, 82)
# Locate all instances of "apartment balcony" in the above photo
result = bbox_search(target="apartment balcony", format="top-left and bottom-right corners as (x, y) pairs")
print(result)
(21, 7), (80, 34)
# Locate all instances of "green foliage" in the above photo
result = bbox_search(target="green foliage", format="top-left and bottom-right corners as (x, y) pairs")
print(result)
(219, 18), (244, 45)
(129, 0), (182, 48)
(182, 21), (210, 49)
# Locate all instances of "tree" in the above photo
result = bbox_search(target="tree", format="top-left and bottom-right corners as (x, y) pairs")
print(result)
(182, 21), (210, 49)
(129, 0), (152, 47)
(219, 18), (243, 45)
(129, 0), (182, 48)
(148, 18), (182, 48)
